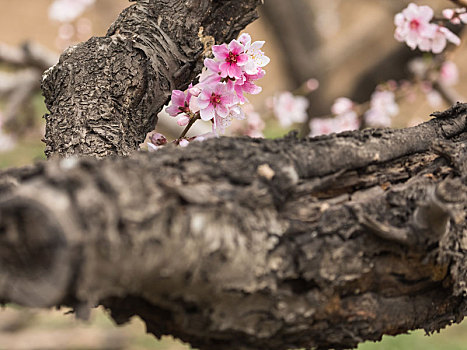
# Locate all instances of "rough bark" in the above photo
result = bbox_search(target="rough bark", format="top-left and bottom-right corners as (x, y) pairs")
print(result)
(42, 0), (261, 159)
(1, 103), (467, 350)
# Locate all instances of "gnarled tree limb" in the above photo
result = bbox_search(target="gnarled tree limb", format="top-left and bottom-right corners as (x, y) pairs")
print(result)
(1, 103), (467, 350)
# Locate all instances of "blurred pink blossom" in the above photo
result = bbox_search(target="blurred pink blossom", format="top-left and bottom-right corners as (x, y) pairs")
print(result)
(272, 92), (309, 127)
(309, 112), (359, 137)
(394, 3), (436, 51)
(364, 90), (399, 128)
(440, 61), (459, 86)
(394, 3), (460, 53)
(331, 97), (354, 115)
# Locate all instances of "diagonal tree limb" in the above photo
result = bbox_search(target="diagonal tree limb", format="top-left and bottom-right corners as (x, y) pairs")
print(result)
(1, 104), (467, 349)
(42, 0), (262, 159)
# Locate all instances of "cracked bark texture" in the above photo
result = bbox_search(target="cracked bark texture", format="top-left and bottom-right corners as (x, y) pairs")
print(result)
(42, 0), (261, 158)
(1, 104), (467, 350)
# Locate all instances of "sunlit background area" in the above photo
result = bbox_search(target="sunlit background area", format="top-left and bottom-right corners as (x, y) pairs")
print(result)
(0, 0), (466, 349)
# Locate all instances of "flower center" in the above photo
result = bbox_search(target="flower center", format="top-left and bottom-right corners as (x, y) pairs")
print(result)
(226, 51), (238, 64)
(210, 93), (222, 106)
(409, 19), (420, 30)
(179, 102), (190, 114)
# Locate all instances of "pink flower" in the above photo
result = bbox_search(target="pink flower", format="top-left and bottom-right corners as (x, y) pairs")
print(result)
(165, 89), (192, 117)
(196, 83), (236, 121)
(394, 3), (437, 51)
(212, 40), (249, 79)
(331, 97), (354, 115)
(272, 92), (309, 127)
(440, 61), (459, 86)
(238, 33), (270, 75)
(364, 90), (399, 128)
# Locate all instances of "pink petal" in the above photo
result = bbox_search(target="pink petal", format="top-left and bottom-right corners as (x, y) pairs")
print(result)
(238, 33), (251, 46)
(200, 104), (215, 121)
(165, 104), (180, 117)
(236, 53), (249, 66)
(431, 34), (447, 54)
(440, 27), (461, 45)
(216, 104), (229, 118)
(250, 41), (265, 51)
(189, 95), (201, 113)
(171, 90), (186, 107)
(204, 58), (220, 73)
(228, 64), (243, 79)
(418, 37), (431, 51)
(219, 62), (230, 78)
(228, 40), (244, 55)
(394, 13), (405, 26)
(405, 31), (418, 50)
(442, 9), (455, 20)
(403, 4), (418, 21)
(212, 44), (229, 60)
(197, 91), (212, 109)
(177, 115), (190, 126)
(242, 81), (262, 95)
(418, 5), (434, 22)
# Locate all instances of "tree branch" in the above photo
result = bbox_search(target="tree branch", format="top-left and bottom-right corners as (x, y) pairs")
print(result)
(1, 103), (467, 350)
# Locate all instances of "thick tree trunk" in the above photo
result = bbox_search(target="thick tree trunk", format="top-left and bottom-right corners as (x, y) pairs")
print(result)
(1, 103), (467, 350)
(42, 0), (261, 158)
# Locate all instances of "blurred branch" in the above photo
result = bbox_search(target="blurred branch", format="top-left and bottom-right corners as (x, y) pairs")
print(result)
(0, 42), (57, 71)
(433, 81), (467, 105)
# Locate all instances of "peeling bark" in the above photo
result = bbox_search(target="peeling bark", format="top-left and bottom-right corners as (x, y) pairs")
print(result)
(1, 104), (467, 350)
(42, 0), (261, 158)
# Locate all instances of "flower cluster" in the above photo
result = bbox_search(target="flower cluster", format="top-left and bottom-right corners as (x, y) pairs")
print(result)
(394, 3), (461, 53)
(165, 33), (269, 135)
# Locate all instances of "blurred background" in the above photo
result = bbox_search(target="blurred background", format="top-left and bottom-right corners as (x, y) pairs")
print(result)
(0, 0), (466, 349)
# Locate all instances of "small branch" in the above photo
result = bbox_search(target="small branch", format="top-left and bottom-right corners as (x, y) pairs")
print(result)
(178, 114), (200, 139)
